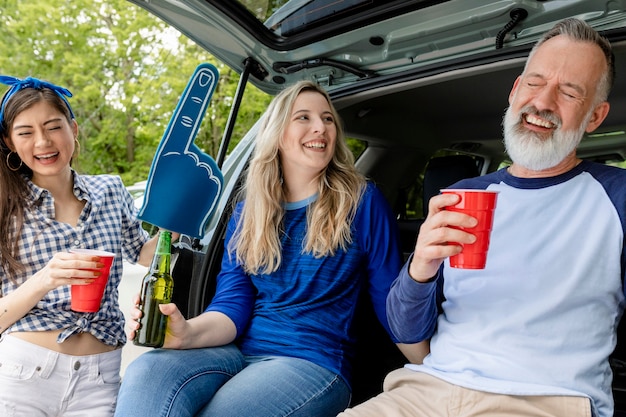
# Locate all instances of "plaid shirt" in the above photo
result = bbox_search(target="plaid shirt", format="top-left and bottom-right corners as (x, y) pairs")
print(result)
(1, 171), (150, 347)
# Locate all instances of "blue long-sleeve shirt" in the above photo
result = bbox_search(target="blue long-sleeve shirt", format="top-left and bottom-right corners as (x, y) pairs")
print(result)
(206, 182), (402, 387)
(387, 161), (626, 417)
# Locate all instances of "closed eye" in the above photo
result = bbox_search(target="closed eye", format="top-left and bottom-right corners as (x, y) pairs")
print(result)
(559, 87), (583, 101)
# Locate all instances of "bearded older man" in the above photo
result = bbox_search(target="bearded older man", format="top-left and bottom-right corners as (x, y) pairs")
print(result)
(339, 17), (624, 417)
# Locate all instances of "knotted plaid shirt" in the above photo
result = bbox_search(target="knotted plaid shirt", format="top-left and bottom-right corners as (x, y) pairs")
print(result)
(1, 170), (149, 347)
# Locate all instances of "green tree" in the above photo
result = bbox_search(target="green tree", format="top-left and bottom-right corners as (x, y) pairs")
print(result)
(0, 0), (272, 185)
(240, 0), (288, 20)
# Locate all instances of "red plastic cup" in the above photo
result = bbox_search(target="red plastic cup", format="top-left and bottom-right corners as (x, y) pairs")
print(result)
(441, 189), (498, 269)
(69, 249), (115, 312)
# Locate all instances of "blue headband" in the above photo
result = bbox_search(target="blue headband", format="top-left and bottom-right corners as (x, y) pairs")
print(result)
(0, 75), (75, 130)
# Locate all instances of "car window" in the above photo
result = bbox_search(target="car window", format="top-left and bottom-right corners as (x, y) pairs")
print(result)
(347, 137), (367, 161)
(233, 0), (451, 37)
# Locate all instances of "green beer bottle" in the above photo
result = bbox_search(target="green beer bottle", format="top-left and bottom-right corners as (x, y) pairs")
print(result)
(134, 230), (173, 348)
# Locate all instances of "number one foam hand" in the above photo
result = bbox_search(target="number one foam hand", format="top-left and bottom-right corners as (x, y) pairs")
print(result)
(138, 63), (223, 238)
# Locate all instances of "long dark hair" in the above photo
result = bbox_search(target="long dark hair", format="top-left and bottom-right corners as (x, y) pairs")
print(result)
(0, 88), (74, 279)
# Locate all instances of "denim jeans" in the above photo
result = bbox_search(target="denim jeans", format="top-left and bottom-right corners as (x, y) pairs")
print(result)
(114, 343), (351, 417)
(0, 334), (121, 417)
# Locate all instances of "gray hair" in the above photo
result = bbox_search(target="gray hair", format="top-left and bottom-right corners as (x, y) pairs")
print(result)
(527, 17), (614, 103)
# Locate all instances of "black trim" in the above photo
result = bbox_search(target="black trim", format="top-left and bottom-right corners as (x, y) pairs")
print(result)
(273, 58), (377, 79)
(495, 8), (529, 49)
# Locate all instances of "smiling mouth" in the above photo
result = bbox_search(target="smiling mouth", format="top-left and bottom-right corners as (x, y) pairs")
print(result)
(304, 142), (326, 149)
(524, 114), (556, 129)
(35, 152), (59, 160)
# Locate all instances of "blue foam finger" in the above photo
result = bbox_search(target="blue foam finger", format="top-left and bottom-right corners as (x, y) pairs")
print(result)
(138, 63), (223, 238)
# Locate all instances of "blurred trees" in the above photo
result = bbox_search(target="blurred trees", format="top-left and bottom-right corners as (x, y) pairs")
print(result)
(0, 0), (272, 185)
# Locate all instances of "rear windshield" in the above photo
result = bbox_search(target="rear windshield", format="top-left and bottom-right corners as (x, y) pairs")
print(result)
(237, 0), (450, 37)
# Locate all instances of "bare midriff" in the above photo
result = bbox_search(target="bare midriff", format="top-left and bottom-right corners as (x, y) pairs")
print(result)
(11, 330), (118, 356)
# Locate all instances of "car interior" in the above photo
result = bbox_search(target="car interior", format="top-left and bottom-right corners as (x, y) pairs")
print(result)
(167, 26), (626, 413)
(338, 37), (626, 412)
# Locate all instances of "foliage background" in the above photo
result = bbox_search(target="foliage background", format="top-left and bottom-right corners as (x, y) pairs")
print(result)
(0, 0), (273, 186)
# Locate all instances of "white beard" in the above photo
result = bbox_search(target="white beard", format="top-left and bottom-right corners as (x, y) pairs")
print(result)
(503, 106), (590, 171)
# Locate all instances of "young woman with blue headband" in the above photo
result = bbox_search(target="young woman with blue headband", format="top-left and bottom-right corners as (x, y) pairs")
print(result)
(0, 76), (161, 416)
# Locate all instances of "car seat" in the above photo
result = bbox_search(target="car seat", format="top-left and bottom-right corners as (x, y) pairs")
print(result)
(421, 154), (481, 217)
(350, 154), (481, 405)
(397, 154), (480, 260)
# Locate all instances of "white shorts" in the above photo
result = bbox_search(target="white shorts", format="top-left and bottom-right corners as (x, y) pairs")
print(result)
(0, 334), (122, 417)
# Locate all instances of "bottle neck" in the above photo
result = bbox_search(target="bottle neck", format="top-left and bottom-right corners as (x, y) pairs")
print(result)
(150, 231), (171, 273)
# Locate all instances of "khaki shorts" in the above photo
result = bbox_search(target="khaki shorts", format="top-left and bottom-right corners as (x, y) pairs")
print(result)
(339, 368), (592, 417)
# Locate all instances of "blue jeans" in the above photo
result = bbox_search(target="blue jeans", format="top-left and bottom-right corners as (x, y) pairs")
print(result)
(114, 344), (351, 417)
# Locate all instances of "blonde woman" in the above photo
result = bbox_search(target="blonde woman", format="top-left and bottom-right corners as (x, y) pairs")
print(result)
(116, 81), (408, 417)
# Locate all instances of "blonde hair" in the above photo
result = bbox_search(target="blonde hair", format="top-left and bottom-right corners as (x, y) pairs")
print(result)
(230, 80), (366, 275)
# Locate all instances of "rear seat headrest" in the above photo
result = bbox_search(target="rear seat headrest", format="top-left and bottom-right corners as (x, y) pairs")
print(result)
(422, 155), (480, 217)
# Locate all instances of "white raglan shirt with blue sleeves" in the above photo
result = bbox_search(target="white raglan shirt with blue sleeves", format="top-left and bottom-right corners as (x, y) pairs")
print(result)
(392, 160), (626, 417)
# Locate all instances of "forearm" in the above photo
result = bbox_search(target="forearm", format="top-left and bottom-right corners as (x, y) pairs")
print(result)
(396, 340), (430, 364)
(136, 234), (159, 267)
(0, 274), (48, 333)
(179, 311), (238, 349)
(136, 231), (181, 267)
(387, 260), (440, 343)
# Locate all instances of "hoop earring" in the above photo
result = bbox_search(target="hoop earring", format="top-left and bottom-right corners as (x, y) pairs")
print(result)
(6, 151), (23, 172)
